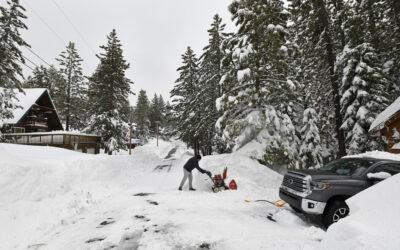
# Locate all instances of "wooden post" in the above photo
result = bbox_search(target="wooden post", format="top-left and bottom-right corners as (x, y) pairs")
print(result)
(129, 124), (132, 155)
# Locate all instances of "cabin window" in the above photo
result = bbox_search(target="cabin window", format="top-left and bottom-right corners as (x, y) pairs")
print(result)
(12, 127), (25, 133)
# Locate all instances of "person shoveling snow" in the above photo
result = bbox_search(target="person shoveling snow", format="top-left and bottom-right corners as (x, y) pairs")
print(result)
(178, 155), (212, 191)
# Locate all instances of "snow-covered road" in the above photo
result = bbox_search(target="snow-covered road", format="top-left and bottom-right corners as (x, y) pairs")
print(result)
(1, 140), (324, 249)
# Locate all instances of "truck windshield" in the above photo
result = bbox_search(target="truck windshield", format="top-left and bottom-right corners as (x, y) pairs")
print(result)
(319, 158), (375, 176)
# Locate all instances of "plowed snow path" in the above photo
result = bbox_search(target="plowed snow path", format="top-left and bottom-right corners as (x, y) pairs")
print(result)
(0, 140), (324, 250)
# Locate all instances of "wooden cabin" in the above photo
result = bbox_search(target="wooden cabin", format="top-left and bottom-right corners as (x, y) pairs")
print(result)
(1, 88), (101, 154)
(370, 97), (400, 153)
(1, 88), (63, 133)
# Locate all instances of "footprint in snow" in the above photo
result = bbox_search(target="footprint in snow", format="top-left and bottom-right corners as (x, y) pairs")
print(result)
(134, 215), (150, 222)
(133, 192), (154, 197)
(117, 230), (142, 250)
(86, 237), (106, 244)
(27, 243), (46, 250)
(97, 218), (115, 228)
(146, 200), (159, 205)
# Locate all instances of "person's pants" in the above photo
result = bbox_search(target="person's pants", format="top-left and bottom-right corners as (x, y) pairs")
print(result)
(179, 169), (193, 189)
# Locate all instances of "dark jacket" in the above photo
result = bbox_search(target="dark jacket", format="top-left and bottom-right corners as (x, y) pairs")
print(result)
(183, 156), (206, 173)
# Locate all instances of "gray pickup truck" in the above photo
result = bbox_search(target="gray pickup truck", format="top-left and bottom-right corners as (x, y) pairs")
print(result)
(279, 156), (400, 228)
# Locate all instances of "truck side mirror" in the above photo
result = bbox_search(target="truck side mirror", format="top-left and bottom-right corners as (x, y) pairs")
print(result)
(367, 172), (392, 181)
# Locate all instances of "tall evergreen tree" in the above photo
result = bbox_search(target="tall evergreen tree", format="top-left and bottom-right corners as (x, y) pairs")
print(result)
(148, 94), (164, 134)
(56, 42), (86, 130)
(337, 2), (389, 154)
(135, 90), (150, 141)
(87, 29), (132, 153)
(196, 14), (227, 155)
(217, 0), (299, 166)
(0, 0), (28, 124)
(170, 47), (201, 153)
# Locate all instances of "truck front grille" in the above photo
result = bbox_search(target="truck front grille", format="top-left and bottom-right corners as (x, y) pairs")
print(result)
(282, 171), (310, 194)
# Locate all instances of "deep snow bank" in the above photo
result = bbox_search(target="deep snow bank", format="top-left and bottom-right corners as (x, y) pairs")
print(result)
(0, 140), (321, 250)
(320, 173), (400, 249)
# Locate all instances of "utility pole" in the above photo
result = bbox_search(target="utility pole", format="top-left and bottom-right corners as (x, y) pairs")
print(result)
(156, 121), (160, 147)
(129, 124), (132, 155)
(129, 107), (134, 155)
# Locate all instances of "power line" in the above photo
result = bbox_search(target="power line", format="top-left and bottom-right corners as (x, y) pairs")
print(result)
(22, 0), (66, 45)
(49, 0), (96, 55)
(17, 58), (34, 71)
(25, 47), (52, 67)
(22, 55), (39, 68)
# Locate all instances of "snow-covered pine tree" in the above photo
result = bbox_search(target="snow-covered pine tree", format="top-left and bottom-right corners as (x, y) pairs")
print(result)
(217, 0), (299, 167)
(170, 47), (201, 154)
(299, 108), (323, 169)
(380, 0), (400, 102)
(338, 4), (389, 154)
(24, 66), (50, 89)
(148, 94), (164, 135)
(135, 90), (150, 141)
(196, 14), (227, 155)
(56, 42), (87, 131)
(287, 0), (336, 161)
(0, 0), (29, 125)
(87, 30), (132, 153)
(308, 0), (347, 156)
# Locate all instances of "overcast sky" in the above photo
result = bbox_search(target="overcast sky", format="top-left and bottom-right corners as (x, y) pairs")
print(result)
(9, 0), (234, 104)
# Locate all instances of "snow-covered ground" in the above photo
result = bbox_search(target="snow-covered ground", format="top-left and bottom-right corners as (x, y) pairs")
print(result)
(1, 140), (399, 249)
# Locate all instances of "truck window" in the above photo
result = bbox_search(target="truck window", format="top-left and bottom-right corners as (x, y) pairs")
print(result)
(320, 158), (374, 176)
(371, 164), (400, 176)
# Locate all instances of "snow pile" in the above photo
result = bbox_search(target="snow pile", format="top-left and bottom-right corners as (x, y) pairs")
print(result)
(345, 150), (400, 161)
(320, 173), (400, 250)
(0, 139), (324, 250)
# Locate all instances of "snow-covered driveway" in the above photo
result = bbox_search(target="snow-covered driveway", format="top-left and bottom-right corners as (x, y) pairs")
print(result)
(0, 140), (324, 250)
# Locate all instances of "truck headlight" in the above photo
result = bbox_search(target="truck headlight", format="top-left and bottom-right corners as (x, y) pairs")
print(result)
(311, 181), (330, 190)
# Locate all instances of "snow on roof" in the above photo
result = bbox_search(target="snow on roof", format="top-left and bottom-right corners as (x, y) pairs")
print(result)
(370, 96), (400, 132)
(345, 150), (400, 162)
(4, 131), (100, 137)
(391, 142), (400, 150)
(2, 88), (48, 124)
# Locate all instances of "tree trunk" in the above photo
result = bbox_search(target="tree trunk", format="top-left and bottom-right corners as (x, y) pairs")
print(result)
(314, 0), (346, 157)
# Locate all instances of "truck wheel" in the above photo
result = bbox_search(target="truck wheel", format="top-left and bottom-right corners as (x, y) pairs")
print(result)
(323, 200), (349, 228)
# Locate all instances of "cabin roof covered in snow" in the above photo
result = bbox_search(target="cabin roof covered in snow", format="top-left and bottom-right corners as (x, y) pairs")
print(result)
(2, 88), (51, 124)
(370, 96), (400, 132)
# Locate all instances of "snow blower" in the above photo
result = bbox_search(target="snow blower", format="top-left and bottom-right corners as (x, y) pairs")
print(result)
(209, 167), (237, 193)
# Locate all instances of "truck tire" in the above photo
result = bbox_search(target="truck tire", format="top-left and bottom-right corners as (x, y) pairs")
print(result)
(323, 200), (349, 228)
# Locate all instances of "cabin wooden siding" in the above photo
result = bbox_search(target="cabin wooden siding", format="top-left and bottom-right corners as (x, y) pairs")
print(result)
(378, 111), (400, 154)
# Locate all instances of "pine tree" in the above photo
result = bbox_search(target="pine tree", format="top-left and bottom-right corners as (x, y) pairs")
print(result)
(56, 42), (86, 130)
(299, 108), (323, 169)
(0, 0), (29, 124)
(24, 65), (51, 89)
(196, 14), (227, 155)
(148, 94), (164, 135)
(135, 90), (150, 141)
(338, 2), (389, 154)
(170, 47), (201, 153)
(87, 29), (132, 153)
(217, 0), (299, 166)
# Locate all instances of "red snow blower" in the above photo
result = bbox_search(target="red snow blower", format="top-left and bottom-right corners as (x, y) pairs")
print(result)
(209, 167), (237, 193)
